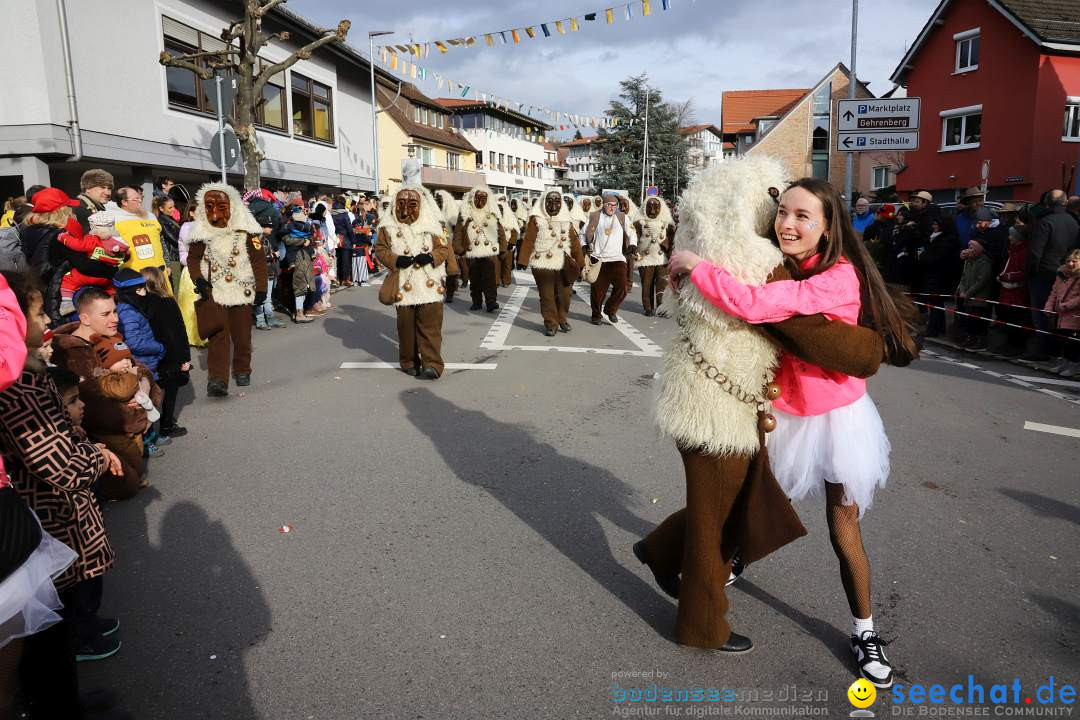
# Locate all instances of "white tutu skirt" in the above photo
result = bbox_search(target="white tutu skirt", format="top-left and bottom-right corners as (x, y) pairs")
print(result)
(766, 393), (891, 518)
(0, 515), (77, 649)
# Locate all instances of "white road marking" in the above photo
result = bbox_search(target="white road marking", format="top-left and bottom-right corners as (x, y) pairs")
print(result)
(1023, 421), (1080, 439)
(922, 349), (1080, 406)
(379, 333), (399, 347)
(1009, 375), (1080, 390)
(480, 286), (529, 351)
(339, 362), (497, 370)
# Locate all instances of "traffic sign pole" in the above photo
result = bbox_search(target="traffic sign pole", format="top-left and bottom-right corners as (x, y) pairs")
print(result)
(844, 0), (858, 205)
(215, 74), (226, 183)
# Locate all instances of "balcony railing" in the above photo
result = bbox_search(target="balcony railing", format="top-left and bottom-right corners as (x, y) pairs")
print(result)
(420, 165), (485, 191)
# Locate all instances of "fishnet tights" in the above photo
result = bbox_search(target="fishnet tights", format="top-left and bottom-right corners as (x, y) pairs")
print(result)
(825, 482), (872, 620)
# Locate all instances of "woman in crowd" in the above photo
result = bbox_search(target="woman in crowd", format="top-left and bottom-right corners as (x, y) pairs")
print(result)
(141, 267), (191, 437)
(669, 177), (917, 688)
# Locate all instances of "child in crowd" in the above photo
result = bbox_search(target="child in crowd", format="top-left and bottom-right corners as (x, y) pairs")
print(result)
(955, 239), (993, 350)
(112, 268), (166, 457)
(89, 335), (159, 425)
(56, 211), (129, 316)
(140, 267), (191, 437)
(1045, 248), (1080, 377)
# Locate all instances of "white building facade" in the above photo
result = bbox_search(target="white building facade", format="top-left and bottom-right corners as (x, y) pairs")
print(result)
(0, 0), (379, 199)
(679, 125), (725, 183)
(561, 137), (605, 195)
(440, 100), (551, 200)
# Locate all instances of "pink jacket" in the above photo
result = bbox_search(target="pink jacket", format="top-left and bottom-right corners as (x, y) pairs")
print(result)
(0, 275), (28, 489)
(1045, 272), (1080, 331)
(689, 255), (866, 416)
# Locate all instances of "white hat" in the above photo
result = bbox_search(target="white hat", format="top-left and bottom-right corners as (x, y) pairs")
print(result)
(88, 210), (115, 228)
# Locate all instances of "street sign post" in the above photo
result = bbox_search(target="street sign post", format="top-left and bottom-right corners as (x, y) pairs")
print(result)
(210, 128), (241, 171)
(838, 131), (919, 151)
(836, 97), (921, 152)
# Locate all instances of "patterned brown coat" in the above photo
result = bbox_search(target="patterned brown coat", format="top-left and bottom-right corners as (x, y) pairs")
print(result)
(0, 368), (114, 590)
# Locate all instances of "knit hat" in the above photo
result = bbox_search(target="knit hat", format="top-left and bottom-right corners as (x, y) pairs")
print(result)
(87, 210), (115, 229)
(80, 169), (115, 191)
(968, 239), (985, 254)
(93, 336), (132, 369)
(974, 207), (994, 222)
(112, 268), (146, 290)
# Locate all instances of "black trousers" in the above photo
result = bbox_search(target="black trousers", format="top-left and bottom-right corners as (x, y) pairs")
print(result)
(160, 380), (180, 428)
(469, 257), (498, 308)
(335, 247), (353, 283)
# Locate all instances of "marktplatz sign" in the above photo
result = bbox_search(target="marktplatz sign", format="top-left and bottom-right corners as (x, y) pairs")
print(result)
(836, 97), (921, 152)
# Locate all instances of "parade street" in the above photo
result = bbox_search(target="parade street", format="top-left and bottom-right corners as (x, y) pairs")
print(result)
(80, 278), (1079, 719)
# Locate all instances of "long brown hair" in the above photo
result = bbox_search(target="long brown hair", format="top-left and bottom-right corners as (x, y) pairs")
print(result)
(770, 177), (919, 364)
(140, 266), (173, 298)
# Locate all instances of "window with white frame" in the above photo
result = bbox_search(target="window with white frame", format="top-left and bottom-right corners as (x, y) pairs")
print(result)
(954, 28), (980, 73)
(448, 152), (460, 170)
(418, 146), (432, 165)
(872, 166), (890, 189)
(941, 105), (982, 150)
(1065, 98), (1080, 140)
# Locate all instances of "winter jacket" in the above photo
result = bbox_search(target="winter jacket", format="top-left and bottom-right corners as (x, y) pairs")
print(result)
(0, 366), (113, 590)
(0, 225), (25, 272)
(972, 222), (1008, 277)
(919, 230), (957, 294)
(144, 293), (190, 381)
(331, 208), (356, 249)
(1045, 271), (1080, 331)
(248, 197), (283, 281)
(158, 213), (181, 264)
(997, 240), (1028, 308)
(18, 223), (62, 279)
(957, 253), (993, 305)
(1029, 207), (1080, 282)
(116, 301), (165, 375)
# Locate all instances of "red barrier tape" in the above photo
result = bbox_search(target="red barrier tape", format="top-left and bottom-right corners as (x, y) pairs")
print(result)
(911, 300), (1080, 343)
(906, 291), (1057, 315)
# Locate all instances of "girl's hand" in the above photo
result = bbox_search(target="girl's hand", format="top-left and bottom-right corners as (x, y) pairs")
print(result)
(668, 250), (703, 278)
(181, 362), (191, 372)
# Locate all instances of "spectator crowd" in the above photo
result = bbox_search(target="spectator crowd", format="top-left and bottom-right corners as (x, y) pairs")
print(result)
(855, 186), (1080, 377)
(0, 170), (384, 718)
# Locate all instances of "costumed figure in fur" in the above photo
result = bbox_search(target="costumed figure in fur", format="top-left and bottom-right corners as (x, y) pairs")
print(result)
(564, 194), (589, 235)
(453, 186), (506, 313)
(632, 156), (889, 656)
(434, 190), (466, 300)
(632, 196), (676, 317)
(518, 190), (586, 336)
(495, 195), (519, 288)
(186, 183), (269, 397)
(374, 185), (451, 379)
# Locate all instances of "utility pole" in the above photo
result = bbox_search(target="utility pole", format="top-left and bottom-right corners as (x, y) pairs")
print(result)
(844, 0), (859, 206)
(215, 74), (226, 183)
(640, 86), (650, 205)
(369, 30), (393, 195)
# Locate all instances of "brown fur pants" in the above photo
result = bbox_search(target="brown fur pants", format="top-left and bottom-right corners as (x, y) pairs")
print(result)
(641, 448), (750, 648)
(396, 302), (444, 375)
(532, 268), (573, 330)
(207, 304), (254, 385)
(639, 265), (668, 313)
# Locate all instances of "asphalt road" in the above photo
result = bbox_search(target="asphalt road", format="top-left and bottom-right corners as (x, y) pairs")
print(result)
(81, 273), (1080, 719)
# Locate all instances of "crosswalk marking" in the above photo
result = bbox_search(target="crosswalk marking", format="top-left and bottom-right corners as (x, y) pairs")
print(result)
(1023, 421), (1080, 439)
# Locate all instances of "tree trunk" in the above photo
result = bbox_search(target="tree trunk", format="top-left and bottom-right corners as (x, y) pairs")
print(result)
(236, 16), (261, 190)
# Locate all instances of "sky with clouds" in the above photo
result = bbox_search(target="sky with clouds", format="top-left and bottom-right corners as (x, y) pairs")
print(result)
(292, 0), (940, 138)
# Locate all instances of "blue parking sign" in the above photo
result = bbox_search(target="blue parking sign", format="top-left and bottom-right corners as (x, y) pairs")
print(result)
(859, 104), (867, 113)
(857, 137), (867, 146)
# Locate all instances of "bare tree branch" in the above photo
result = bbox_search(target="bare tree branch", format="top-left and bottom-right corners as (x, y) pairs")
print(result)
(221, 20), (243, 43)
(255, 0), (288, 18)
(255, 20), (349, 92)
(158, 51), (216, 81)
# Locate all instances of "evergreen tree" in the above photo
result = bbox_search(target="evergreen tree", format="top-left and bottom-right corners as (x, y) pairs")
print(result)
(595, 74), (689, 202)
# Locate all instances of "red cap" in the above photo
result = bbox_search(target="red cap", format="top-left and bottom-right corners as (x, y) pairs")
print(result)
(31, 188), (80, 213)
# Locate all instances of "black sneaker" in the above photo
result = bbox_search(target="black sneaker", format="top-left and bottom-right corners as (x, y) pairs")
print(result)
(486, 303), (500, 312)
(207, 380), (229, 397)
(235, 373), (251, 387)
(418, 367), (440, 380)
(559, 323), (571, 333)
(76, 632), (121, 662)
(726, 555), (745, 587)
(716, 631), (754, 655)
(544, 327), (557, 337)
(469, 303), (482, 311)
(160, 424), (188, 438)
(850, 631), (894, 688)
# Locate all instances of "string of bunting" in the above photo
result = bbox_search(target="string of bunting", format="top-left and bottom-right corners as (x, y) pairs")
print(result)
(380, 0), (681, 59)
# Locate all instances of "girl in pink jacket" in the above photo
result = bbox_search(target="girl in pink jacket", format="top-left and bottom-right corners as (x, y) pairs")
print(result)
(670, 177), (917, 689)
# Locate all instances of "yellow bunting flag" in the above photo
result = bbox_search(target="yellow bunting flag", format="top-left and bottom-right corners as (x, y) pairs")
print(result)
(435, 41), (448, 53)
(512, 29), (520, 43)
(570, 17), (579, 31)
(605, 8), (614, 23)
(555, 20), (565, 34)
(525, 26), (536, 38)
(643, 0), (651, 16)
(410, 63), (417, 79)
(390, 53), (398, 70)
(484, 34), (494, 47)
(466, 36), (476, 46)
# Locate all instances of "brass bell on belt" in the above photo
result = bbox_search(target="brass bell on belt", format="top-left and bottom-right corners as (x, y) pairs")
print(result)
(765, 383), (782, 401)
(426, 279), (435, 288)
(546, 252), (553, 258)
(224, 273), (234, 283)
(437, 286), (445, 294)
(760, 413), (777, 433)
(395, 293), (403, 302)
(403, 282), (412, 292)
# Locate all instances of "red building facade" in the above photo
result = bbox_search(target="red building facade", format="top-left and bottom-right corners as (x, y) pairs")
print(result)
(891, 0), (1080, 202)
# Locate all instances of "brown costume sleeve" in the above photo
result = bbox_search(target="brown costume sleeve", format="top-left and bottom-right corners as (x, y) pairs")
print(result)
(452, 220), (468, 256)
(95, 371), (139, 401)
(187, 241), (206, 284)
(247, 233), (269, 294)
(374, 227), (397, 268)
(518, 218), (539, 265)
(497, 223), (507, 255)
(569, 226), (585, 268)
(758, 263), (884, 378)
(431, 231), (451, 268)
(663, 224), (675, 253)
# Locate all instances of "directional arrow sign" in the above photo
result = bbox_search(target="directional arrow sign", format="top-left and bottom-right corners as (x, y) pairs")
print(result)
(837, 98), (921, 132)
(837, 131), (919, 152)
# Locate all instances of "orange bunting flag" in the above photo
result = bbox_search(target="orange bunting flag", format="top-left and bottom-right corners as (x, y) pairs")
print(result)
(390, 53), (398, 70)
(512, 29), (521, 43)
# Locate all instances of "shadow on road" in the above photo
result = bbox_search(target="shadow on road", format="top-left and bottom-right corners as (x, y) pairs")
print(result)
(401, 388), (674, 638)
(997, 488), (1080, 527)
(732, 578), (853, 670)
(86, 492), (271, 719)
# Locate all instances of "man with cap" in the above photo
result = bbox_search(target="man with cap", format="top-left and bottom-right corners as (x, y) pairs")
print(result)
(518, 190), (584, 336)
(186, 183), (269, 397)
(374, 185), (451, 378)
(454, 186), (506, 312)
(74, 169), (115, 234)
(583, 192), (637, 324)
